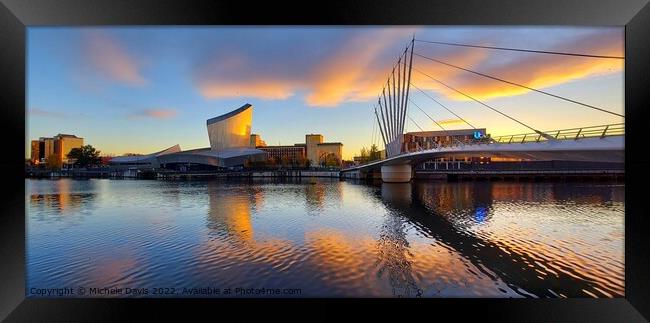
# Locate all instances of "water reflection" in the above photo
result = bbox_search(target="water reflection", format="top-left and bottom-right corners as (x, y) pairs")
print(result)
(206, 182), (255, 242)
(28, 179), (97, 219)
(375, 183), (419, 297)
(27, 179), (623, 298)
(398, 182), (623, 297)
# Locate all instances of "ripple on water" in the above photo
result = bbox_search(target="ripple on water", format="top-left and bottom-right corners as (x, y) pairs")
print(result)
(26, 179), (624, 298)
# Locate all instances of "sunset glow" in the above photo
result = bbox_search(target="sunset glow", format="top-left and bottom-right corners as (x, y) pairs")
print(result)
(27, 27), (623, 160)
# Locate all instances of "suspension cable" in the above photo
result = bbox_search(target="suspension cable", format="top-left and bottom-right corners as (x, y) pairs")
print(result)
(407, 114), (424, 132)
(414, 67), (551, 137)
(414, 39), (625, 59)
(410, 82), (476, 129)
(413, 52), (624, 118)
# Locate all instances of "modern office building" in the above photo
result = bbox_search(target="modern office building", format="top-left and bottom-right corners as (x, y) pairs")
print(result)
(305, 134), (344, 166)
(250, 134), (267, 148)
(305, 134), (323, 164)
(257, 145), (306, 162)
(53, 134), (84, 164)
(109, 103), (266, 170)
(316, 142), (343, 165)
(38, 137), (54, 163)
(30, 134), (84, 165)
(402, 128), (488, 153)
(30, 140), (40, 164)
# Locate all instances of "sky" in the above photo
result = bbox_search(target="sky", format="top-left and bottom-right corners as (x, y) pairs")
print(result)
(26, 26), (624, 160)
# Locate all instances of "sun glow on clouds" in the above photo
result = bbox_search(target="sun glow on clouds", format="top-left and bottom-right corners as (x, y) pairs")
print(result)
(193, 28), (622, 107)
(413, 30), (624, 102)
(83, 31), (147, 86)
(305, 29), (415, 107)
(194, 29), (417, 107)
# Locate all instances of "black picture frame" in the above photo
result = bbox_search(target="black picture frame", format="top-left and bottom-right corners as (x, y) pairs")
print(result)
(1, 0), (649, 321)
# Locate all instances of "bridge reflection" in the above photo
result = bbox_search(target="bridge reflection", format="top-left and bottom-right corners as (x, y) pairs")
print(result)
(375, 181), (624, 297)
(198, 179), (622, 297)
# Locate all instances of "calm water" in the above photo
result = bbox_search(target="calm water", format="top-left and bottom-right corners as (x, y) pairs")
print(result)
(26, 178), (624, 298)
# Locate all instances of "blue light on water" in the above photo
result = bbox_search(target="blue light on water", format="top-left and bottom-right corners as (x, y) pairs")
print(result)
(475, 207), (488, 223)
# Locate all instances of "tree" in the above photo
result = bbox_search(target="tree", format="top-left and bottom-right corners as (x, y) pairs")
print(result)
(360, 146), (369, 158)
(45, 153), (62, 170)
(369, 144), (380, 161)
(67, 145), (101, 167)
(322, 153), (340, 167)
(295, 155), (307, 168)
(280, 156), (291, 167)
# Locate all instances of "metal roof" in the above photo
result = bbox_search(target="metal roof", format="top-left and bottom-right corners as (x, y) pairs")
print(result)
(206, 103), (252, 126)
(109, 144), (181, 163)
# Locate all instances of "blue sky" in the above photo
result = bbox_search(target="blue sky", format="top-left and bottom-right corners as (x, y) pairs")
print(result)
(27, 26), (624, 159)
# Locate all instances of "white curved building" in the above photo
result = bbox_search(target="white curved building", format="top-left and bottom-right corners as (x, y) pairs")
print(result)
(108, 104), (266, 170)
(109, 144), (181, 168)
(207, 103), (253, 152)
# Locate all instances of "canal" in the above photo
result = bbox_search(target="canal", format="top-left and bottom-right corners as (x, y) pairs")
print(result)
(26, 178), (624, 298)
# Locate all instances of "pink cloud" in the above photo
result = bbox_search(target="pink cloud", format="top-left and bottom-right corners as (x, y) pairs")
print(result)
(129, 108), (177, 119)
(83, 31), (146, 86)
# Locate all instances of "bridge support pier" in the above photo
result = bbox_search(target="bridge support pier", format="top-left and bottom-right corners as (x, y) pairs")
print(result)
(381, 164), (412, 183)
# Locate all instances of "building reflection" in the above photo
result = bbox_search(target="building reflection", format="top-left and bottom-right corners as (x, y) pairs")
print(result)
(29, 179), (96, 216)
(378, 181), (623, 298)
(305, 182), (326, 210)
(305, 179), (344, 211)
(206, 181), (254, 242)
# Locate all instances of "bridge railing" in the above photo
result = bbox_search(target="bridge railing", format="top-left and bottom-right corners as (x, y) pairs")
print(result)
(345, 123), (624, 170)
(490, 123), (624, 144)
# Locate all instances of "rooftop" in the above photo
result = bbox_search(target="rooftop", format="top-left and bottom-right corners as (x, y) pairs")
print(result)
(56, 134), (82, 138)
(206, 103), (252, 126)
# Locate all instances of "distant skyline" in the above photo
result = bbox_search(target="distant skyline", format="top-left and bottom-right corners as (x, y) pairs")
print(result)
(27, 26), (624, 160)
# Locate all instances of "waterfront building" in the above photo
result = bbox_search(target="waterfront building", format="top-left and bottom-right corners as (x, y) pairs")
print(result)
(30, 135), (83, 165)
(30, 140), (40, 164)
(257, 145), (306, 162)
(109, 103), (266, 170)
(53, 134), (84, 164)
(207, 104), (253, 151)
(107, 145), (181, 169)
(250, 134), (266, 148)
(402, 128), (488, 153)
(353, 156), (370, 164)
(305, 134), (344, 166)
(38, 137), (54, 163)
(305, 134), (323, 165)
(317, 142), (343, 165)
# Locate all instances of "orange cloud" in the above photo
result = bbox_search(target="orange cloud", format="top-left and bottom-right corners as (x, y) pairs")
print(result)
(130, 108), (177, 119)
(437, 118), (468, 126)
(83, 31), (146, 86)
(193, 28), (622, 108)
(305, 29), (415, 107)
(198, 80), (295, 100)
(415, 31), (624, 101)
(194, 28), (420, 107)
